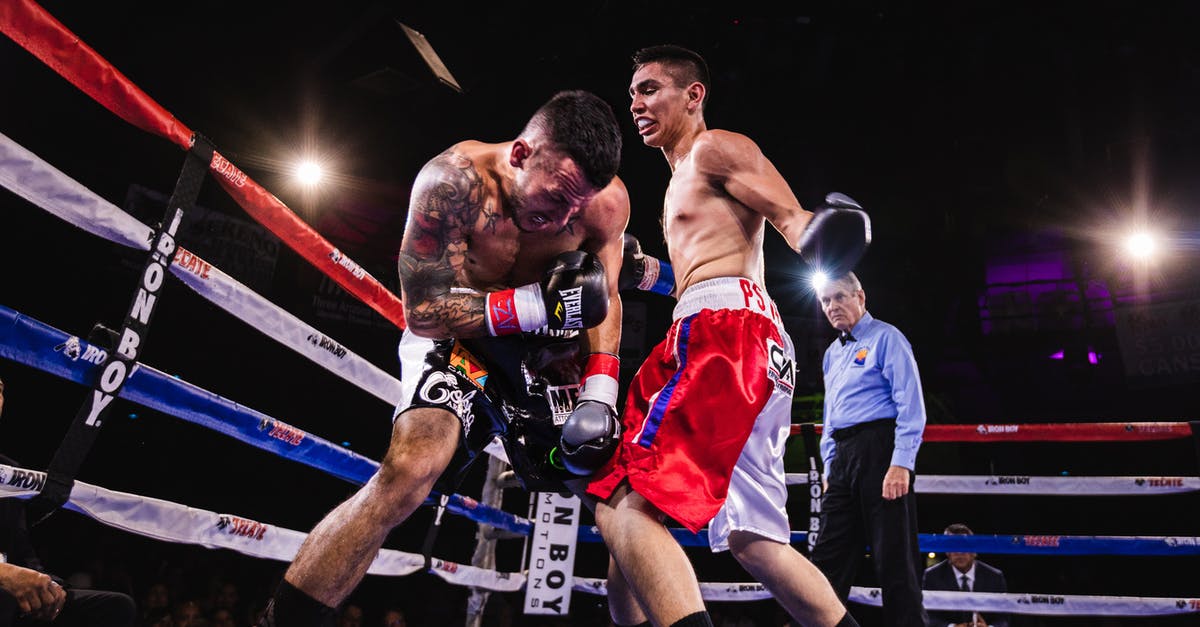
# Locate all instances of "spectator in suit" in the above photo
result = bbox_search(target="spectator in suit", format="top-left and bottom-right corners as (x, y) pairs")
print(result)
(922, 523), (1009, 627)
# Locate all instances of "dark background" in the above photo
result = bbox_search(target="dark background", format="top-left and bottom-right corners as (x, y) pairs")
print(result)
(3, 1), (1200, 625)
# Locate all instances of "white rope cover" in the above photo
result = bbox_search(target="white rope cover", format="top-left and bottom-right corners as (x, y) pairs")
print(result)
(785, 473), (1200, 495)
(850, 588), (1200, 617)
(4, 462), (1196, 615)
(572, 578), (1199, 616)
(0, 463), (523, 592)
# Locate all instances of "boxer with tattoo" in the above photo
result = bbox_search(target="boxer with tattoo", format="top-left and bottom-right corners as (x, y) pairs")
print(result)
(261, 90), (629, 626)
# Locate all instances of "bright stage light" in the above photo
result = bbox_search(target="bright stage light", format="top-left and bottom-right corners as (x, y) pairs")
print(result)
(1123, 231), (1158, 261)
(810, 271), (829, 292)
(295, 160), (324, 186)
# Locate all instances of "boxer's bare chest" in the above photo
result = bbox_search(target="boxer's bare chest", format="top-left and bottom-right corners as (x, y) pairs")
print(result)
(662, 160), (745, 250)
(662, 162), (706, 239)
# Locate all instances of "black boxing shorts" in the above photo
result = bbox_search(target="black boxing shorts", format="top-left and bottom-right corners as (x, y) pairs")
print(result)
(394, 328), (583, 493)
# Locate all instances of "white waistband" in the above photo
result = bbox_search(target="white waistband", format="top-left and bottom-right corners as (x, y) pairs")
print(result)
(672, 277), (780, 322)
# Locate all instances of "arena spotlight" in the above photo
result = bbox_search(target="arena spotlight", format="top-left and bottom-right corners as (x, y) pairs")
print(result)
(1123, 230), (1159, 261)
(294, 160), (324, 186)
(810, 270), (829, 292)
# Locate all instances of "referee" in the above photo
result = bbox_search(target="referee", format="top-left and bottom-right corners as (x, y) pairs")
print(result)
(811, 272), (929, 627)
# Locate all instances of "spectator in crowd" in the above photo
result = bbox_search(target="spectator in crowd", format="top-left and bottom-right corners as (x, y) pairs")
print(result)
(380, 607), (406, 627)
(141, 582), (171, 625)
(0, 375), (137, 627)
(210, 607), (236, 627)
(922, 523), (1009, 627)
(172, 599), (204, 627)
(336, 602), (363, 627)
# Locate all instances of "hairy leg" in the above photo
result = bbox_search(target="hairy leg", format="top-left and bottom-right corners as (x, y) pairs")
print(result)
(728, 531), (848, 627)
(594, 483), (705, 626)
(284, 407), (459, 606)
(564, 481), (650, 626)
(607, 555), (650, 625)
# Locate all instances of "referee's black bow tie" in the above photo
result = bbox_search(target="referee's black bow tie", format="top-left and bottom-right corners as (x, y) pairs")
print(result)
(839, 332), (856, 346)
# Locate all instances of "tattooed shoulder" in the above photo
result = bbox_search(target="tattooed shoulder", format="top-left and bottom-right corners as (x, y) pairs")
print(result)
(398, 151), (488, 323)
(403, 151), (485, 255)
(410, 150), (486, 230)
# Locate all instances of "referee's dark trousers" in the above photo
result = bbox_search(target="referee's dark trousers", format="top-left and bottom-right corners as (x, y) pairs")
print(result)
(811, 419), (927, 627)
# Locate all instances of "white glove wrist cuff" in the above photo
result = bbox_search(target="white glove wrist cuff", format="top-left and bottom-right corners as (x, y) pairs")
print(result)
(514, 283), (548, 332)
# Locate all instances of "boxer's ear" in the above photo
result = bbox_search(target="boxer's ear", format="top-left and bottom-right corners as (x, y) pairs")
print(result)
(686, 81), (706, 113)
(510, 139), (531, 168)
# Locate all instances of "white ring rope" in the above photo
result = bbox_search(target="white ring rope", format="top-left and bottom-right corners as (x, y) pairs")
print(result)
(0, 462), (522, 592)
(2, 462), (1196, 616)
(572, 578), (1200, 616)
(0, 130), (403, 406)
(845, 588), (1200, 618)
(785, 473), (1200, 495)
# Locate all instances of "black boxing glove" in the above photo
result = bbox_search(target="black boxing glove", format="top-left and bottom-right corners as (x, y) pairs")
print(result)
(558, 353), (621, 475)
(795, 192), (872, 279)
(559, 400), (620, 475)
(619, 233), (676, 297)
(484, 250), (609, 335)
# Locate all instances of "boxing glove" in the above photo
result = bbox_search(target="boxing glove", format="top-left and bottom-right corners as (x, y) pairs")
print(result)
(485, 250), (609, 335)
(558, 352), (621, 475)
(795, 192), (872, 279)
(619, 233), (676, 297)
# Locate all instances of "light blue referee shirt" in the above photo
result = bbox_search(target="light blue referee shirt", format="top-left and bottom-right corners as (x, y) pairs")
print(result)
(820, 311), (926, 472)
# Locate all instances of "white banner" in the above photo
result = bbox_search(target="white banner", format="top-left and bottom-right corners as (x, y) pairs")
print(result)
(785, 473), (1200, 495)
(1114, 301), (1200, 384)
(523, 492), (582, 616)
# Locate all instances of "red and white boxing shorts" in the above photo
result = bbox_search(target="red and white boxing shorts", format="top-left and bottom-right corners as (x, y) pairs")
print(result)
(588, 277), (795, 548)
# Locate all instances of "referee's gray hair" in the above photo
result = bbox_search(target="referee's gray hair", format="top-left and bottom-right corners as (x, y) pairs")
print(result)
(828, 272), (862, 292)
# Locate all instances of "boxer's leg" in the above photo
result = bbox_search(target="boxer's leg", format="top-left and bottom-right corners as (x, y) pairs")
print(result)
(565, 481), (651, 626)
(728, 531), (857, 627)
(264, 407), (459, 625)
(607, 556), (651, 626)
(594, 483), (709, 627)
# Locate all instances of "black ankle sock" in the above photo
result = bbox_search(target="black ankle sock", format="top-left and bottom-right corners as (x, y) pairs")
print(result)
(669, 611), (713, 627)
(260, 579), (337, 627)
(836, 611), (861, 627)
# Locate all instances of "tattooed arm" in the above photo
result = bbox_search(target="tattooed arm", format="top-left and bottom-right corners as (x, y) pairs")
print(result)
(397, 150), (490, 338)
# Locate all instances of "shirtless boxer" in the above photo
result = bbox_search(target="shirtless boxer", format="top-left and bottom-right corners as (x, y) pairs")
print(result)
(584, 45), (868, 627)
(261, 90), (629, 626)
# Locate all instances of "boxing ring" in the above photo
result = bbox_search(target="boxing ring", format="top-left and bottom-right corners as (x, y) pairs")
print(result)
(3, 0), (1200, 622)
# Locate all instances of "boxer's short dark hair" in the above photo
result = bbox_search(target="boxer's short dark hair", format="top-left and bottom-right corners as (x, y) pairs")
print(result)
(527, 90), (622, 190)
